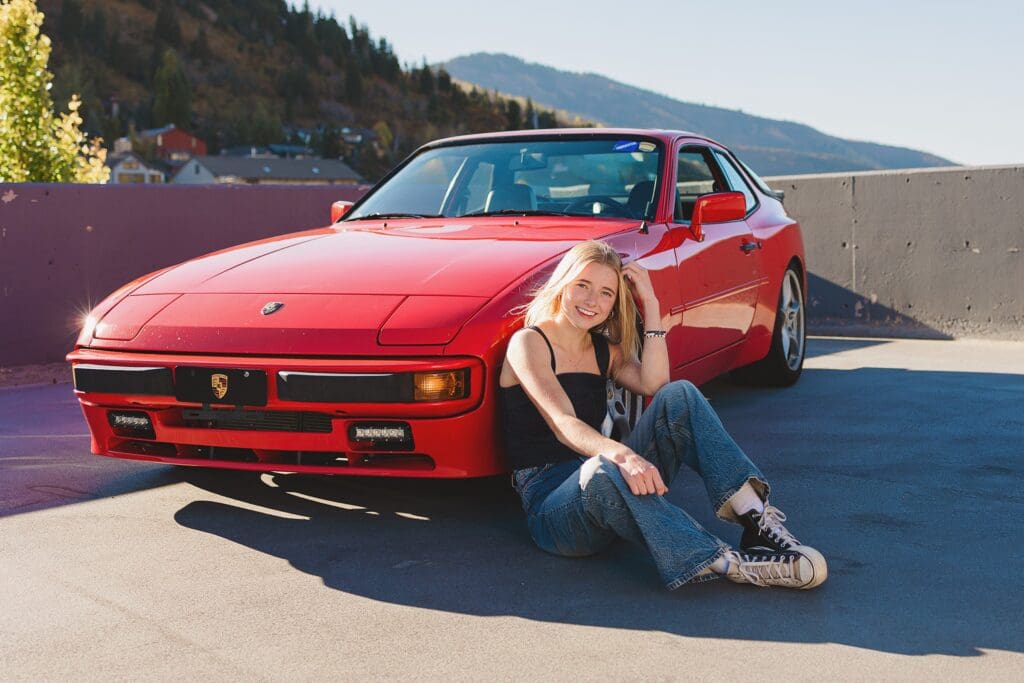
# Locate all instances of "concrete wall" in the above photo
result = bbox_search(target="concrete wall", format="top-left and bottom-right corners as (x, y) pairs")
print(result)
(0, 184), (366, 366)
(2, 166), (1022, 367)
(765, 165), (1023, 339)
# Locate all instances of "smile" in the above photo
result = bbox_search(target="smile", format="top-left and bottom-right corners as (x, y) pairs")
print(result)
(575, 306), (598, 318)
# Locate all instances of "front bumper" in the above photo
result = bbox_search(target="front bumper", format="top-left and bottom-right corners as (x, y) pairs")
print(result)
(68, 349), (499, 478)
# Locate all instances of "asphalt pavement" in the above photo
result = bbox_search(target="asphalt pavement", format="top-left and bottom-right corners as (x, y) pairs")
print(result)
(2, 337), (1022, 681)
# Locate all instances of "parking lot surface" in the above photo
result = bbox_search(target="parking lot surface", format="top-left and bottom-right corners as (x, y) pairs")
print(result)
(2, 337), (1022, 680)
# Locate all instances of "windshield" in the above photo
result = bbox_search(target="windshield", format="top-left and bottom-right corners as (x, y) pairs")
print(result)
(346, 137), (663, 221)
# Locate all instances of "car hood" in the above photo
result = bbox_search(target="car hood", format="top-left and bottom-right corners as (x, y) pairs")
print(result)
(89, 217), (638, 355)
(133, 217), (637, 297)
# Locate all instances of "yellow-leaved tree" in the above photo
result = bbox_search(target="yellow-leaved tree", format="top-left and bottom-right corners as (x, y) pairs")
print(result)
(0, 0), (108, 182)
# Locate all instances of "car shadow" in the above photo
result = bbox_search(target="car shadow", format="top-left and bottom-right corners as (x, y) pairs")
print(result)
(174, 363), (1024, 657)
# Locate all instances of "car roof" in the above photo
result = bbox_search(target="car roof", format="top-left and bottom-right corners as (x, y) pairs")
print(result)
(424, 128), (722, 149)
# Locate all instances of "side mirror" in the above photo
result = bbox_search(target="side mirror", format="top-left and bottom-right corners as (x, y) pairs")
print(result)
(689, 191), (746, 242)
(331, 200), (354, 223)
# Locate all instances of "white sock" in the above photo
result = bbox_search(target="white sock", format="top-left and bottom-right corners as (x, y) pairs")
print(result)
(727, 482), (764, 516)
(698, 552), (733, 577)
(709, 554), (732, 574)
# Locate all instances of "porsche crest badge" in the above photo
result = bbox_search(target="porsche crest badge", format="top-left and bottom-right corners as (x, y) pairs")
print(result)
(261, 302), (284, 315)
(211, 373), (229, 400)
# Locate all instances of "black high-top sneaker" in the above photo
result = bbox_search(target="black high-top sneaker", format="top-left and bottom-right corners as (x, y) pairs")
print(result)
(739, 504), (803, 552)
(720, 547), (828, 590)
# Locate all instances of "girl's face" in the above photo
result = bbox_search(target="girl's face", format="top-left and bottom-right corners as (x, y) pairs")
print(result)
(559, 261), (619, 330)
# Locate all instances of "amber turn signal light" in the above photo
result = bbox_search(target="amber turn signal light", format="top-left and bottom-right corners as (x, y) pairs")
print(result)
(412, 370), (468, 401)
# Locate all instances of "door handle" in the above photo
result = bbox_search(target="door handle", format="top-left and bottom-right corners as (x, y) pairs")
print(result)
(740, 241), (762, 252)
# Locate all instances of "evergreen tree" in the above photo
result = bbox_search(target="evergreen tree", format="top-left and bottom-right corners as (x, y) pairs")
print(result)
(82, 6), (107, 57)
(190, 25), (212, 64)
(505, 99), (522, 130)
(151, 48), (191, 128)
(53, 62), (102, 136)
(0, 0), (107, 182)
(436, 68), (452, 92)
(153, 0), (181, 47)
(417, 62), (434, 95)
(537, 110), (557, 128)
(371, 120), (393, 156)
(249, 104), (282, 146)
(344, 61), (362, 105)
(108, 23), (124, 62)
(58, 0), (82, 46)
(319, 124), (342, 159)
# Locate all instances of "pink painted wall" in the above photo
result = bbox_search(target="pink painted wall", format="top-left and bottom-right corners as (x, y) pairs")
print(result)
(0, 184), (368, 366)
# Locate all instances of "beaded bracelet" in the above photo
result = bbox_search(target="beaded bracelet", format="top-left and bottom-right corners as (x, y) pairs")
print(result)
(644, 329), (667, 338)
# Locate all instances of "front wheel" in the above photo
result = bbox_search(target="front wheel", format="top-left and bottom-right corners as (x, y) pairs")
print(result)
(602, 317), (647, 440)
(602, 379), (645, 441)
(731, 266), (806, 387)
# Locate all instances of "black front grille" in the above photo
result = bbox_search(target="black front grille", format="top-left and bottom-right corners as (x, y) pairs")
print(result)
(182, 408), (333, 433)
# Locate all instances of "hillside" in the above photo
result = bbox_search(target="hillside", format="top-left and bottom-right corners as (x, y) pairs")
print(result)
(442, 53), (955, 176)
(41, 0), (569, 181)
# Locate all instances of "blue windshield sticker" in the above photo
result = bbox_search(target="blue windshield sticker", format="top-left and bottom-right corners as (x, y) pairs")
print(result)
(613, 140), (640, 152)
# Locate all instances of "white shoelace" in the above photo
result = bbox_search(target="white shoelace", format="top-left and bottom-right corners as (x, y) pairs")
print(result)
(758, 505), (800, 547)
(746, 553), (802, 587)
(721, 549), (804, 588)
(720, 550), (767, 587)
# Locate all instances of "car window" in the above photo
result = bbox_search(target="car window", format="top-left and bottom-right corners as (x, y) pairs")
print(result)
(514, 151), (658, 204)
(713, 150), (757, 213)
(463, 161), (494, 214)
(353, 152), (466, 216)
(347, 138), (663, 220)
(735, 156), (778, 198)
(675, 148), (721, 222)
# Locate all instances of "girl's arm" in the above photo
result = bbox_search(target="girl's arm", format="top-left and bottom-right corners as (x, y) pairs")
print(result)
(609, 262), (670, 396)
(505, 328), (667, 495)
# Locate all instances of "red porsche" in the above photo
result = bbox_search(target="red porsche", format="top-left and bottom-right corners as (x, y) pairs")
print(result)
(68, 129), (807, 478)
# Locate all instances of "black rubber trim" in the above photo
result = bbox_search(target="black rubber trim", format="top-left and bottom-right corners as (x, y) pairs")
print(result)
(277, 371), (414, 403)
(74, 364), (174, 396)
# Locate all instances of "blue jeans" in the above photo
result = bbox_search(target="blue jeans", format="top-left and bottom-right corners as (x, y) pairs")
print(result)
(512, 380), (769, 589)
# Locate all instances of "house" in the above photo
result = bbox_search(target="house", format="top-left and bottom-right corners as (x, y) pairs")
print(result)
(219, 145), (278, 158)
(105, 152), (166, 184)
(171, 156), (363, 185)
(219, 144), (316, 159)
(113, 125), (208, 166)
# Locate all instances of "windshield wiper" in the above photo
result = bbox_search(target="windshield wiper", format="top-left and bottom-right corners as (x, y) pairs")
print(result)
(462, 209), (568, 218)
(347, 212), (443, 220)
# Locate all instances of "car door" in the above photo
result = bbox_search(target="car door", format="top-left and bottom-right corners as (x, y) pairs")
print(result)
(669, 143), (765, 366)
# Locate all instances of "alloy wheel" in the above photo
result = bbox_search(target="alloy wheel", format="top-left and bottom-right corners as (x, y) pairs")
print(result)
(780, 269), (805, 371)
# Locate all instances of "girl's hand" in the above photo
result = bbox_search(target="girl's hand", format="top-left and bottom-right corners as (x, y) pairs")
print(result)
(622, 262), (657, 306)
(609, 448), (667, 496)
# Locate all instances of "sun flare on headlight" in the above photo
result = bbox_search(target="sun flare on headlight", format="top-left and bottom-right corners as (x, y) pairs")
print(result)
(70, 299), (99, 339)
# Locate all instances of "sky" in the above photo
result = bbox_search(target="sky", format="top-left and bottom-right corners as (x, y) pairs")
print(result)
(312, 0), (1024, 166)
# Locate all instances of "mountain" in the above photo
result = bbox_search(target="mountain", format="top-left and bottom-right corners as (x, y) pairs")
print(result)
(441, 53), (955, 176)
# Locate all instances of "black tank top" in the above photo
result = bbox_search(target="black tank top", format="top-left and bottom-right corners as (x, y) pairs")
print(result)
(500, 326), (609, 470)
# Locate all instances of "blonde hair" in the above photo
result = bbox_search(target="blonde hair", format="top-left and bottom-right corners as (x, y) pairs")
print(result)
(518, 240), (640, 361)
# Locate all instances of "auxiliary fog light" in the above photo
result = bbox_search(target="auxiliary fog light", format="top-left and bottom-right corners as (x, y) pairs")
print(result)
(348, 422), (414, 451)
(108, 410), (155, 439)
(412, 369), (468, 402)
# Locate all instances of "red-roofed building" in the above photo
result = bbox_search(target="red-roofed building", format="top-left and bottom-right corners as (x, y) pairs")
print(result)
(114, 125), (207, 166)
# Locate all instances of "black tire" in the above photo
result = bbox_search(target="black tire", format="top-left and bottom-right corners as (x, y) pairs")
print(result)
(731, 265), (806, 387)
